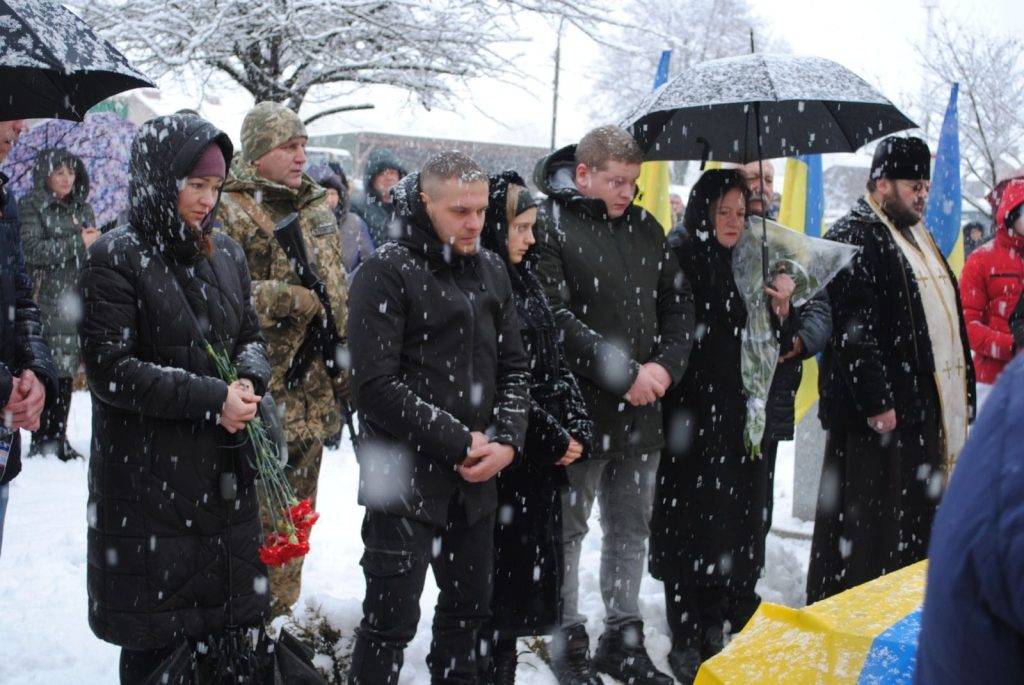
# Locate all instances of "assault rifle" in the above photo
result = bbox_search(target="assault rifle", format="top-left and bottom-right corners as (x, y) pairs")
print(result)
(274, 213), (357, 447)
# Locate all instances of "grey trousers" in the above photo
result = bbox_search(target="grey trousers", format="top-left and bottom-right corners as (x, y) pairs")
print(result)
(560, 452), (660, 630)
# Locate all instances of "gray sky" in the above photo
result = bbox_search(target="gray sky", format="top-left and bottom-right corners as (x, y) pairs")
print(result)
(147, 0), (1023, 153)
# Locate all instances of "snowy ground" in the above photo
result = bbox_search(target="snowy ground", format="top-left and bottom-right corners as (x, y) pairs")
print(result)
(0, 392), (811, 683)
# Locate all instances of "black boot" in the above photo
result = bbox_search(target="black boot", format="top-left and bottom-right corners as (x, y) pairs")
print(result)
(59, 439), (85, 462)
(488, 638), (517, 685)
(550, 625), (601, 685)
(593, 621), (673, 685)
(666, 645), (701, 685)
(700, 622), (725, 661)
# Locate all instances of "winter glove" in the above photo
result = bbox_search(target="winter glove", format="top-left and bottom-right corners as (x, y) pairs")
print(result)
(332, 370), (352, 405)
(289, 285), (323, 320)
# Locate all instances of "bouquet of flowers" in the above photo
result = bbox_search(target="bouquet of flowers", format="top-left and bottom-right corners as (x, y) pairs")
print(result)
(205, 342), (319, 566)
(732, 218), (859, 455)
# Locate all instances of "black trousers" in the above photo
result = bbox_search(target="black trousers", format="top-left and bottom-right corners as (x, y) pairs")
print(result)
(806, 409), (942, 604)
(348, 497), (495, 685)
(33, 377), (73, 453)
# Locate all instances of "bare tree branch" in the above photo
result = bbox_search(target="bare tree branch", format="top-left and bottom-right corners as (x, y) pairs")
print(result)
(302, 103), (375, 126)
(915, 14), (1024, 217)
(70, 0), (615, 118)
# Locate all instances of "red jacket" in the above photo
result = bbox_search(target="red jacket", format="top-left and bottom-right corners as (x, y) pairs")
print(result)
(960, 180), (1024, 384)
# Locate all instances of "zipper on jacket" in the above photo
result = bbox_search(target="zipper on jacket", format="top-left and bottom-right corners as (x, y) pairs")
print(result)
(454, 271), (478, 422)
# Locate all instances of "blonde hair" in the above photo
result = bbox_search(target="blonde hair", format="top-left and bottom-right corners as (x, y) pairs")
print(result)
(506, 183), (527, 225)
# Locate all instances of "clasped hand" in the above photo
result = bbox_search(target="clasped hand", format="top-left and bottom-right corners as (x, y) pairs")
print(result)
(458, 431), (515, 483)
(219, 379), (260, 434)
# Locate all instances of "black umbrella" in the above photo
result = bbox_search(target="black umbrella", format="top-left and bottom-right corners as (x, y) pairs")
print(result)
(0, 0), (154, 121)
(622, 53), (917, 280)
(623, 53), (917, 163)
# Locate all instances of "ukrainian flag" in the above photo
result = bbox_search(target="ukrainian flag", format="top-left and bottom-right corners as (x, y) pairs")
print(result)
(636, 50), (673, 232)
(696, 561), (926, 684)
(778, 155), (824, 424)
(925, 83), (965, 276)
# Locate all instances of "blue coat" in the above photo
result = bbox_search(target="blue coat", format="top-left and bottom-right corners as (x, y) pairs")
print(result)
(915, 355), (1024, 683)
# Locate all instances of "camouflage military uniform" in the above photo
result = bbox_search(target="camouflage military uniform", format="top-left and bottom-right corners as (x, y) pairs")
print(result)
(216, 102), (349, 617)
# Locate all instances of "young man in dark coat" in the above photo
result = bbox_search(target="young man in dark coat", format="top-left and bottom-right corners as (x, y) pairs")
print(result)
(351, 147), (407, 247)
(346, 152), (531, 684)
(534, 126), (694, 685)
(728, 160), (833, 630)
(0, 118), (57, 557)
(915, 355), (1024, 684)
(808, 136), (975, 603)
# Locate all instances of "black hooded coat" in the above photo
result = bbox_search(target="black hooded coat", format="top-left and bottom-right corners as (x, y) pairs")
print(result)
(18, 148), (95, 377)
(650, 170), (798, 586)
(79, 115), (271, 650)
(352, 148), (407, 247)
(481, 171), (593, 637)
(346, 172), (531, 527)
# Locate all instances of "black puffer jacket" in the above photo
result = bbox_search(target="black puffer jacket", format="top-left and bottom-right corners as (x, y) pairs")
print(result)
(533, 145), (694, 459)
(481, 171), (592, 636)
(79, 115), (271, 650)
(0, 173), (58, 487)
(819, 197), (975, 432)
(347, 172), (530, 527)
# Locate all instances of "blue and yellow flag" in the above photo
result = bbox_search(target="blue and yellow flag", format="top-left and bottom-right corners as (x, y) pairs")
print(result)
(636, 50), (673, 232)
(778, 155), (824, 424)
(925, 83), (964, 276)
(697, 561), (926, 684)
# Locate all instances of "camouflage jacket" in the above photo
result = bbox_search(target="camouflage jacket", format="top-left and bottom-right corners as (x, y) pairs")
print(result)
(217, 159), (348, 443)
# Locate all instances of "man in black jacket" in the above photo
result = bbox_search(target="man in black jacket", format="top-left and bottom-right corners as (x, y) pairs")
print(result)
(728, 160), (833, 630)
(0, 118), (57, 556)
(534, 126), (694, 685)
(346, 151), (530, 684)
(808, 136), (975, 603)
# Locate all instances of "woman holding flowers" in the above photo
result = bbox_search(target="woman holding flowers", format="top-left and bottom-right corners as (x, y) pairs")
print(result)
(79, 114), (272, 683)
(650, 169), (797, 683)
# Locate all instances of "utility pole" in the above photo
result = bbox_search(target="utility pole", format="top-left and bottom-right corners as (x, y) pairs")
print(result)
(920, 0), (939, 138)
(550, 18), (565, 151)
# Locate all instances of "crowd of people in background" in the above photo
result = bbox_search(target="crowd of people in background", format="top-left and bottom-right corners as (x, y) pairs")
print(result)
(0, 98), (1021, 685)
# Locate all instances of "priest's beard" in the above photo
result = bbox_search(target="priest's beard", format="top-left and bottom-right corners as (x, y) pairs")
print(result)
(881, 188), (924, 230)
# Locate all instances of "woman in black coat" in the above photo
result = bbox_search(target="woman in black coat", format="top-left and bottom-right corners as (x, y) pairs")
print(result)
(651, 170), (797, 683)
(79, 114), (271, 683)
(479, 171), (592, 684)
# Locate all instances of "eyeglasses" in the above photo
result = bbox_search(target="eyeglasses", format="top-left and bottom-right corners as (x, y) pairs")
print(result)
(896, 180), (931, 195)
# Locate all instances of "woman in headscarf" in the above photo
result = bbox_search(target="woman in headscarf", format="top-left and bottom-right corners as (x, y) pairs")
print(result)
(479, 171), (592, 684)
(651, 169), (796, 683)
(79, 114), (271, 683)
(18, 148), (99, 460)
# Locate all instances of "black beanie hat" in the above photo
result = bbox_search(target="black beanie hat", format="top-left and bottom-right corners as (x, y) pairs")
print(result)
(870, 136), (931, 181)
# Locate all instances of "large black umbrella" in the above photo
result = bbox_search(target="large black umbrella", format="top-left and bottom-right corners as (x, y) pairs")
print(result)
(0, 0), (154, 121)
(623, 52), (917, 281)
(622, 53), (917, 163)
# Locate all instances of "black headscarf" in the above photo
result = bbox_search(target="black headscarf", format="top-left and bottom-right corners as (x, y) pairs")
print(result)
(128, 114), (233, 263)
